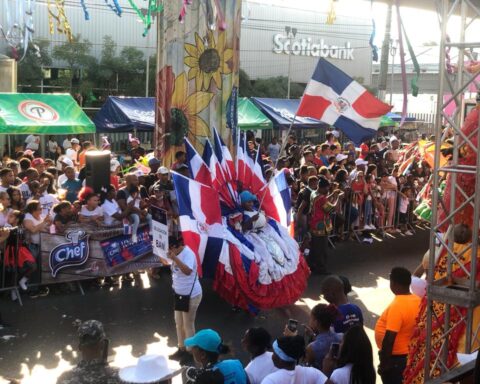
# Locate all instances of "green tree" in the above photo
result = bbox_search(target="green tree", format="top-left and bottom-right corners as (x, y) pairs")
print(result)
(117, 46), (146, 96)
(239, 69), (254, 97)
(17, 40), (52, 92)
(52, 34), (94, 91)
(250, 76), (304, 98)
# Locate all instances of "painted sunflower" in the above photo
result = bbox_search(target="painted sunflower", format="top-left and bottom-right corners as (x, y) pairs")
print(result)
(169, 72), (214, 147)
(184, 31), (233, 91)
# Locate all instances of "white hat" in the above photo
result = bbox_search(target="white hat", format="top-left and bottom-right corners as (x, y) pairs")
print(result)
(336, 153), (348, 162)
(133, 169), (145, 177)
(60, 156), (74, 167)
(71, 138), (80, 144)
(110, 159), (120, 173)
(355, 158), (368, 166)
(332, 130), (340, 138)
(157, 166), (169, 175)
(410, 276), (427, 297)
(119, 354), (181, 384)
(389, 135), (399, 143)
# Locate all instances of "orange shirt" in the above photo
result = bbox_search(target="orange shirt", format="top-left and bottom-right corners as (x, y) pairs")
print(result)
(375, 294), (421, 355)
(79, 151), (86, 167)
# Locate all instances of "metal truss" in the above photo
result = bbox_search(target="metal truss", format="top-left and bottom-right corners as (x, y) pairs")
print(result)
(425, 0), (480, 382)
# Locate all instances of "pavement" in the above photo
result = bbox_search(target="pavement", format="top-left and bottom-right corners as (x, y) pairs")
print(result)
(0, 227), (429, 383)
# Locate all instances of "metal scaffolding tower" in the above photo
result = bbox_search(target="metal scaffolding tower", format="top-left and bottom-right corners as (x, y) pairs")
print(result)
(425, 0), (480, 382)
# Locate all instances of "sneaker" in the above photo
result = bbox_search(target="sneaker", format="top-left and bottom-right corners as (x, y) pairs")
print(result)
(131, 234), (138, 243)
(169, 348), (187, 361)
(18, 277), (28, 291)
(405, 230), (414, 236)
(394, 228), (402, 233)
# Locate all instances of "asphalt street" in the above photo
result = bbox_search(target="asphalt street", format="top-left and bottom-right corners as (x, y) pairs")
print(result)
(0, 228), (429, 383)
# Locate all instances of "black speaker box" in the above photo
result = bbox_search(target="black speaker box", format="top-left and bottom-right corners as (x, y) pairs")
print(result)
(85, 150), (111, 194)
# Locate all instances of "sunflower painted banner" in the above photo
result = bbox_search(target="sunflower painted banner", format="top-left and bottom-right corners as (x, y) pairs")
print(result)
(155, 1), (241, 165)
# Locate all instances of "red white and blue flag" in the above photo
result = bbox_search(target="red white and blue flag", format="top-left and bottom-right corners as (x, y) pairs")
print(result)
(184, 138), (211, 185)
(297, 58), (392, 145)
(172, 172), (224, 277)
(258, 170), (292, 228)
(213, 127), (236, 183)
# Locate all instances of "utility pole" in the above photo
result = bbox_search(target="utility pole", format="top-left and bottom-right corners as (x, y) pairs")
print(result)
(378, 2), (393, 102)
(145, 30), (150, 97)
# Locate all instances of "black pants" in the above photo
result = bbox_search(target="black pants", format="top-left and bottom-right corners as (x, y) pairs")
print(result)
(380, 355), (407, 384)
(309, 235), (329, 273)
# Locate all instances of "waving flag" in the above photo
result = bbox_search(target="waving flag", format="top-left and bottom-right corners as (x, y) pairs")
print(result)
(297, 58), (392, 145)
(184, 138), (211, 184)
(259, 170), (292, 227)
(202, 140), (235, 208)
(213, 127), (236, 182)
(250, 145), (266, 194)
(172, 172), (224, 277)
(236, 132), (254, 191)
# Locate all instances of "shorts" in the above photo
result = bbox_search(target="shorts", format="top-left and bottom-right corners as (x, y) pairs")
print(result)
(399, 212), (408, 224)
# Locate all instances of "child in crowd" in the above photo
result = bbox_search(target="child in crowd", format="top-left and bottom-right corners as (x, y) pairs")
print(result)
(126, 185), (152, 242)
(398, 186), (414, 236)
(7, 186), (24, 211)
(53, 201), (75, 233)
(78, 188), (104, 226)
(0, 191), (11, 226)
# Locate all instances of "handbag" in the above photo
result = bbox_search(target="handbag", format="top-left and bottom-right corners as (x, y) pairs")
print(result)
(174, 272), (197, 312)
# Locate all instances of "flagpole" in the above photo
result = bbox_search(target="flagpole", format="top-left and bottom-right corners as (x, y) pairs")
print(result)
(258, 112), (298, 211)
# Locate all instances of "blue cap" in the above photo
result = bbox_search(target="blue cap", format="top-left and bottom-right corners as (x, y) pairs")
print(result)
(184, 329), (222, 353)
(240, 190), (257, 205)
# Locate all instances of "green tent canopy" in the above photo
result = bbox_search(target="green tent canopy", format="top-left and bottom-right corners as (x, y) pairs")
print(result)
(238, 97), (273, 130)
(0, 93), (95, 134)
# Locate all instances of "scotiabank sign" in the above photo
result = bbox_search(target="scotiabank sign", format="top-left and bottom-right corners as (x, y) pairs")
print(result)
(273, 33), (354, 60)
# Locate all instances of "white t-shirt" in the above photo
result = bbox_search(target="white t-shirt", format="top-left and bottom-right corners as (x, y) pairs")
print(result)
(28, 192), (58, 217)
(48, 140), (58, 153)
(63, 139), (72, 149)
(80, 205), (103, 217)
(268, 143), (281, 162)
(261, 366), (327, 384)
(0, 208), (10, 227)
(57, 172), (79, 189)
(127, 195), (140, 209)
(399, 196), (409, 214)
(171, 246), (202, 298)
(19, 182), (32, 201)
(0, 185), (8, 193)
(25, 134), (40, 151)
(246, 352), (277, 384)
(66, 148), (78, 162)
(102, 199), (121, 226)
(24, 212), (45, 244)
(329, 364), (353, 384)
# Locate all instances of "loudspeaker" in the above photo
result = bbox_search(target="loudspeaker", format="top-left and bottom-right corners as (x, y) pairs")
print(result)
(0, 59), (17, 92)
(85, 150), (111, 194)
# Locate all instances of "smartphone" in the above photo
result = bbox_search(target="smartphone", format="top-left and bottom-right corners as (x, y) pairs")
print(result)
(287, 319), (299, 333)
(330, 342), (340, 359)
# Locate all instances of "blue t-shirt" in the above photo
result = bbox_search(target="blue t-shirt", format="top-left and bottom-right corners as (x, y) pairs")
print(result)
(333, 303), (364, 333)
(310, 330), (343, 369)
(61, 179), (82, 203)
(214, 359), (247, 384)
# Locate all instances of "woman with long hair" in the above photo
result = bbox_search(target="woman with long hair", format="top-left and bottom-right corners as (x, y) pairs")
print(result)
(323, 325), (375, 384)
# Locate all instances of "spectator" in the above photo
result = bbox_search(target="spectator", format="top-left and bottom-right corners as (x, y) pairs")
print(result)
(295, 176), (318, 241)
(169, 236), (203, 366)
(62, 135), (72, 150)
(172, 151), (187, 171)
(102, 185), (130, 226)
(78, 188), (104, 226)
(7, 160), (22, 186)
(53, 201), (75, 233)
(375, 267), (420, 384)
(18, 157), (31, 180)
(7, 186), (24, 211)
(267, 137), (281, 163)
(323, 326), (375, 384)
(0, 191), (11, 226)
(47, 136), (58, 159)
(31, 158), (45, 175)
(78, 141), (93, 168)
(24, 134), (40, 154)
(261, 335), (327, 384)
(242, 327), (277, 384)
(19, 168), (39, 201)
(0, 168), (14, 192)
(303, 304), (343, 369)
(61, 166), (82, 204)
(320, 275), (363, 333)
(129, 135), (145, 161)
(318, 144), (331, 167)
(66, 138), (81, 165)
(57, 320), (120, 384)
(185, 329), (247, 384)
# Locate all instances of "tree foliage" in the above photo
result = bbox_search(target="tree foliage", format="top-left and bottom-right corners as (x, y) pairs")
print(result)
(17, 40), (52, 92)
(239, 70), (304, 98)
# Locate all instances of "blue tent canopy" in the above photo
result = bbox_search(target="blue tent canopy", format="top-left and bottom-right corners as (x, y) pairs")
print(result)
(94, 97), (155, 132)
(251, 97), (329, 129)
(386, 112), (417, 122)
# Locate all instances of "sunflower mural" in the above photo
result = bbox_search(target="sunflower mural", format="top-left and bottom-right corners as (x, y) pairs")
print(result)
(155, 1), (241, 165)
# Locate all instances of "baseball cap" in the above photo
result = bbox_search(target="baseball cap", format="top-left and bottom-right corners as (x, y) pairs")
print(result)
(71, 138), (80, 144)
(157, 166), (169, 175)
(332, 130), (340, 138)
(184, 329), (222, 353)
(31, 158), (45, 167)
(60, 157), (74, 167)
(78, 320), (106, 347)
(110, 159), (121, 172)
(336, 154), (348, 162)
(240, 190), (257, 204)
(355, 158), (368, 166)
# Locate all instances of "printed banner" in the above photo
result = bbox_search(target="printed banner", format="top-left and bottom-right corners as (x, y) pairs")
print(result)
(150, 205), (169, 259)
(40, 226), (162, 284)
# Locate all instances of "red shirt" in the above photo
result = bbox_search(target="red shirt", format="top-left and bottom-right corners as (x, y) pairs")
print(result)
(309, 192), (334, 236)
(360, 143), (369, 159)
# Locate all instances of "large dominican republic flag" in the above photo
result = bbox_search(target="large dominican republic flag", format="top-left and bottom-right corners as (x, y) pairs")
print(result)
(297, 58), (392, 145)
(172, 172), (224, 277)
(259, 170), (292, 228)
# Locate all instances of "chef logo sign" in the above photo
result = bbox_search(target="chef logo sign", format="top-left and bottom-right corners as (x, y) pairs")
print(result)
(18, 100), (60, 123)
(49, 230), (90, 277)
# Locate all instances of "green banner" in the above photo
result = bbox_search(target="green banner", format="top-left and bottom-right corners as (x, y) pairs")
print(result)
(0, 93), (95, 134)
(238, 97), (273, 130)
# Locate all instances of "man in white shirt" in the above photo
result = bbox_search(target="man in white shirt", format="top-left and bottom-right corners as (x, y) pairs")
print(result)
(48, 136), (58, 158)
(0, 168), (14, 192)
(25, 134), (40, 152)
(243, 327), (277, 384)
(57, 157), (75, 188)
(62, 135), (72, 150)
(66, 138), (80, 165)
(267, 137), (281, 163)
(349, 158), (368, 183)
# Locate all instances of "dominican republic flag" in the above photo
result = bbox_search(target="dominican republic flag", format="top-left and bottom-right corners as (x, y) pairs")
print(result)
(258, 170), (292, 228)
(172, 172), (224, 277)
(213, 127), (236, 182)
(250, 145), (266, 194)
(297, 58), (392, 145)
(184, 138), (211, 185)
(202, 139), (235, 208)
(236, 132), (254, 191)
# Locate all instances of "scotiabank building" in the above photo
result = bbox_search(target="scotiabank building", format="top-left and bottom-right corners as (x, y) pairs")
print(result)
(240, 1), (374, 86)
